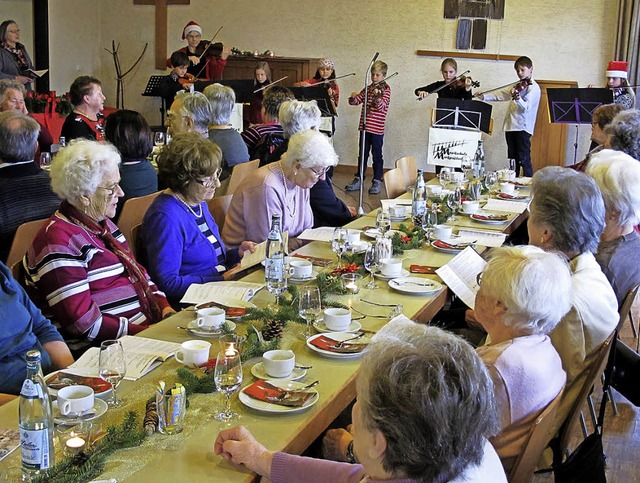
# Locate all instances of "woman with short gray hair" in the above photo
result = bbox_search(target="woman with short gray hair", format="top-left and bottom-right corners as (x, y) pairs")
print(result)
(203, 83), (249, 180)
(587, 149), (640, 304)
(605, 109), (640, 160)
(167, 91), (212, 136)
(527, 166), (617, 438)
(214, 318), (506, 482)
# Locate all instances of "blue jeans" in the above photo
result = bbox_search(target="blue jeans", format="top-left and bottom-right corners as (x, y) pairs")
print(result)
(355, 131), (384, 181)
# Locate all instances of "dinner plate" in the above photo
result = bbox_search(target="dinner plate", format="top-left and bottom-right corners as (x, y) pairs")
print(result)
(239, 380), (319, 414)
(313, 319), (362, 334)
(374, 268), (410, 281)
(250, 362), (307, 382)
(306, 333), (369, 359)
(390, 214), (411, 222)
(497, 192), (530, 202)
(430, 240), (469, 254)
(186, 320), (236, 337)
(388, 277), (443, 295)
(52, 398), (108, 424)
(44, 369), (112, 399)
(470, 212), (510, 225)
(195, 298), (255, 321)
(363, 229), (399, 239)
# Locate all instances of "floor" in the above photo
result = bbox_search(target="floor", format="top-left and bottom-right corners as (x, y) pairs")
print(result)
(331, 165), (640, 482)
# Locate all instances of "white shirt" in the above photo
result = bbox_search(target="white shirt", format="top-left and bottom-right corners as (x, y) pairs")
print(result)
(482, 79), (541, 135)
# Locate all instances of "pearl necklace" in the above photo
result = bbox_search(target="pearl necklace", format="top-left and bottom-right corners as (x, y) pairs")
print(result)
(173, 192), (203, 218)
(278, 162), (296, 218)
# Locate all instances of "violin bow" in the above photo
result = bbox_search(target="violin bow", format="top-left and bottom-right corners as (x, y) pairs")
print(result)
(370, 72), (399, 87)
(417, 70), (471, 101)
(253, 76), (289, 93)
(473, 79), (521, 98)
(300, 72), (356, 87)
(197, 25), (224, 62)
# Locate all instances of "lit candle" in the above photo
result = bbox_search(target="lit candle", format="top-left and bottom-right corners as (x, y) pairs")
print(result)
(224, 344), (237, 357)
(341, 273), (361, 294)
(66, 436), (86, 450)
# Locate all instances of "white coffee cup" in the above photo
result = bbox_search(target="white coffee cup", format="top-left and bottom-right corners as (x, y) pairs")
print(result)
(175, 340), (211, 367)
(380, 258), (403, 277)
(500, 182), (515, 195)
(389, 206), (406, 218)
(57, 385), (94, 416)
(498, 169), (516, 181)
(451, 172), (464, 184)
(196, 307), (226, 331)
(289, 260), (313, 279)
(323, 308), (352, 331)
(263, 350), (295, 378)
(462, 200), (480, 214)
(426, 185), (442, 196)
(433, 224), (453, 240)
(346, 230), (361, 245)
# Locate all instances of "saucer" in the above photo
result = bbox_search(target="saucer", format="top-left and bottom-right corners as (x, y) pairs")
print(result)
(313, 319), (362, 333)
(186, 320), (237, 337)
(287, 272), (316, 285)
(52, 398), (108, 424)
(374, 268), (410, 280)
(250, 362), (307, 382)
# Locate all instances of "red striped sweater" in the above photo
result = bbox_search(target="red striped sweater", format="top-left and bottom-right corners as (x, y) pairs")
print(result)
(348, 83), (391, 135)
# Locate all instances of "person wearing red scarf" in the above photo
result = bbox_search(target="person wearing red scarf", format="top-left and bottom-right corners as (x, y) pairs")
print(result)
(0, 20), (34, 91)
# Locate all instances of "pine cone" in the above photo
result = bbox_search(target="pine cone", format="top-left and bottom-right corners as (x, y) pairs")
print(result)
(262, 319), (283, 341)
(144, 397), (158, 436)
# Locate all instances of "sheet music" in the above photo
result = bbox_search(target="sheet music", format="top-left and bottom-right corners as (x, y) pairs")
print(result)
(482, 199), (527, 214)
(380, 199), (412, 211)
(180, 281), (264, 305)
(298, 227), (335, 242)
(240, 240), (266, 269)
(457, 229), (507, 248)
(435, 247), (486, 309)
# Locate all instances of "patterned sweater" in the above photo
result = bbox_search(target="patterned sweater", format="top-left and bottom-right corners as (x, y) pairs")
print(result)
(348, 83), (391, 135)
(25, 212), (170, 351)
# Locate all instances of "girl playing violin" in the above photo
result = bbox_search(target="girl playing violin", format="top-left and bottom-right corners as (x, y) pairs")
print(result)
(294, 58), (340, 107)
(249, 61), (271, 125)
(415, 58), (473, 100)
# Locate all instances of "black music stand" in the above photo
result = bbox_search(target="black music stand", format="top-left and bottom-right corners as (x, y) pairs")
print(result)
(289, 85), (337, 135)
(193, 79), (254, 103)
(547, 87), (613, 163)
(141, 75), (167, 127)
(433, 98), (492, 134)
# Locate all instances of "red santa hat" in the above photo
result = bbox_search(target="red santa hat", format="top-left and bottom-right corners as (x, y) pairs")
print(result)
(606, 60), (628, 79)
(182, 21), (202, 40)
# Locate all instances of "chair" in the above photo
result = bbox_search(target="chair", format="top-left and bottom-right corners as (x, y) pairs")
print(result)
(509, 389), (564, 483)
(207, 194), (233, 232)
(383, 168), (406, 199)
(117, 191), (161, 246)
(6, 218), (49, 269)
(129, 223), (146, 265)
(226, 159), (259, 196)
(395, 156), (417, 187)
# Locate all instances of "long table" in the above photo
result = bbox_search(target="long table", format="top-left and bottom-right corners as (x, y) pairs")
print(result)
(0, 192), (527, 482)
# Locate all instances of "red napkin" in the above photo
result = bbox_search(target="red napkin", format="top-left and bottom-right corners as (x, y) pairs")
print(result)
(432, 240), (470, 250)
(243, 380), (316, 407)
(46, 372), (112, 393)
(309, 335), (367, 354)
(410, 265), (438, 274)
(497, 193), (527, 200)
(292, 254), (332, 267)
(196, 302), (247, 317)
(472, 213), (509, 221)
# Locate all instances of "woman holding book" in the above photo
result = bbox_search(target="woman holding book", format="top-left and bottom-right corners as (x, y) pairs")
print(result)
(0, 20), (34, 91)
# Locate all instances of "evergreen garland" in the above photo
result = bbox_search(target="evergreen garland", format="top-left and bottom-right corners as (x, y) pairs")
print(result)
(177, 366), (217, 395)
(392, 224), (426, 254)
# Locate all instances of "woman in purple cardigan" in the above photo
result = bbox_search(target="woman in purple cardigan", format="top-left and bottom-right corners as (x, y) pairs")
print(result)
(143, 133), (254, 308)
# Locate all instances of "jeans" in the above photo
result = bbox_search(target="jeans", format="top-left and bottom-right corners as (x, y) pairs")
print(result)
(354, 131), (384, 181)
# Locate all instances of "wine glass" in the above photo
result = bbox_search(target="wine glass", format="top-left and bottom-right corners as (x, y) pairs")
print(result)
(39, 152), (51, 169)
(446, 186), (462, 222)
(99, 340), (126, 407)
(422, 205), (438, 242)
(363, 244), (382, 289)
(461, 156), (473, 180)
(154, 131), (166, 147)
(298, 286), (321, 339)
(438, 168), (451, 189)
(214, 348), (243, 422)
(484, 171), (499, 194)
(375, 210), (391, 235)
(331, 227), (348, 268)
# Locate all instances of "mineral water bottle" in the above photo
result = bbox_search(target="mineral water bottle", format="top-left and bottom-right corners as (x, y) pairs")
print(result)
(19, 350), (54, 481)
(265, 215), (287, 303)
(473, 140), (485, 180)
(412, 169), (427, 225)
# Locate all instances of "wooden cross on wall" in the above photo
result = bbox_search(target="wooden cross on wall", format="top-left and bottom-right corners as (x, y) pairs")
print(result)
(133, 0), (190, 70)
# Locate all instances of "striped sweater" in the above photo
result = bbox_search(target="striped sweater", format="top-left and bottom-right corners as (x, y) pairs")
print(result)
(348, 83), (391, 135)
(25, 212), (170, 352)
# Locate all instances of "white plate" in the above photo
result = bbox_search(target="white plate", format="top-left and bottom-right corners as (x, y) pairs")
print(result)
(306, 333), (369, 359)
(374, 268), (410, 280)
(287, 272), (317, 285)
(390, 215), (411, 222)
(430, 240), (467, 254)
(388, 277), (443, 295)
(363, 229), (400, 239)
(349, 241), (371, 254)
(52, 398), (108, 424)
(195, 298), (255, 321)
(470, 212), (510, 225)
(496, 192), (530, 202)
(239, 380), (319, 414)
(313, 319), (362, 334)
(186, 320), (236, 337)
(250, 362), (307, 382)
(44, 369), (112, 399)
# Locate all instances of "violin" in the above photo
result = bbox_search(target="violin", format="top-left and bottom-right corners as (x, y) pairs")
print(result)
(178, 73), (196, 86)
(454, 76), (480, 88)
(511, 78), (532, 100)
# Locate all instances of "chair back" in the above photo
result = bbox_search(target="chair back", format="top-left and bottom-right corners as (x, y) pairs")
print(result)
(509, 388), (564, 483)
(395, 156), (418, 187)
(226, 159), (259, 196)
(617, 285), (639, 334)
(6, 218), (48, 268)
(117, 191), (161, 245)
(207, 194), (233, 232)
(383, 168), (406, 199)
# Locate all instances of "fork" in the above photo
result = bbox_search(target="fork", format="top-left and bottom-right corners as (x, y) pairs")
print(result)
(392, 280), (436, 287)
(264, 381), (320, 401)
(350, 307), (391, 319)
(332, 333), (366, 348)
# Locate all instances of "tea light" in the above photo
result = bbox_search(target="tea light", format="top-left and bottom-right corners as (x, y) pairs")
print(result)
(66, 435), (86, 450)
(341, 273), (361, 294)
(224, 345), (237, 357)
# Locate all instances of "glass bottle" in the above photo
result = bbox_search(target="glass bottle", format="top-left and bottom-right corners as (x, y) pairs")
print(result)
(473, 140), (485, 180)
(265, 214), (287, 305)
(412, 169), (427, 226)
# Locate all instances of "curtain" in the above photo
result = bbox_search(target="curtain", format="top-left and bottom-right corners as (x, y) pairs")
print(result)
(616, 0), (640, 88)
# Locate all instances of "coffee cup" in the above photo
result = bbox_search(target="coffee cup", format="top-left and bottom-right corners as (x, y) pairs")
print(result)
(433, 224), (453, 240)
(346, 230), (361, 245)
(426, 185), (442, 196)
(389, 206), (406, 218)
(175, 340), (211, 367)
(498, 169), (516, 181)
(57, 385), (94, 416)
(195, 307), (226, 331)
(288, 260), (313, 279)
(462, 200), (480, 214)
(323, 308), (351, 331)
(500, 182), (515, 195)
(380, 258), (403, 277)
(262, 350), (295, 378)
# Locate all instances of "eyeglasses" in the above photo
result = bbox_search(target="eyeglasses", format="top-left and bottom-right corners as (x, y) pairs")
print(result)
(7, 29), (20, 34)
(98, 183), (121, 196)
(308, 166), (330, 177)
(476, 271), (483, 286)
(195, 168), (222, 188)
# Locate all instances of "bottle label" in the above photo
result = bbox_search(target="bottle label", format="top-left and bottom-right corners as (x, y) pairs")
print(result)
(21, 428), (50, 469)
(265, 257), (283, 279)
(20, 379), (43, 399)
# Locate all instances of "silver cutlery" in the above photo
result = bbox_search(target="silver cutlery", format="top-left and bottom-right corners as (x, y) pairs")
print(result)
(333, 333), (366, 347)
(350, 307), (393, 319)
(392, 280), (437, 288)
(295, 364), (313, 370)
(262, 381), (320, 401)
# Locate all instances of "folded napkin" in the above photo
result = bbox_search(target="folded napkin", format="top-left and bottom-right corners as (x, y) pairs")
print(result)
(310, 335), (368, 354)
(471, 213), (509, 221)
(497, 193), (528, 200)
(432, 240), (471, 250)
(196, 301), (248, 317)
(46, 372), (112, 393)
(243, 380), (316, 407)
(292, 254), (332, 267)
(410, 264), (438, 274)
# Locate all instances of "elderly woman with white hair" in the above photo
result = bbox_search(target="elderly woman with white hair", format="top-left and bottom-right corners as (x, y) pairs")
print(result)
(214, 319), (506, 482)
(586, 149), (640, 304)
(474, 245), (571, 473)
(25, 140), (174, 353)
(203, 83), (249, 180)
(166, 91), (211, 137)
(222, 129), (338, 248)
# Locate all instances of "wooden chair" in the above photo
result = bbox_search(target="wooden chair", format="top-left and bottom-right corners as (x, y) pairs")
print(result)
(129, 223), (146, 265)
(6, 218), (48, 268)
(383, 168), (406, 199)
(226, 159), (259, 196)
(207, 194), (233, 232)
(395, 156), (417, 187)
(117, 191), (161, 246)
(509, 389), (564, 483)
(0, 394), (17, 407)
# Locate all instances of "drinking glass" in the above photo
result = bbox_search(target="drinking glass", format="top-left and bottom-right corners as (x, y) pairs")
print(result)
(446, 186), (462, 222)
(375, 210), (391, 235)
(99, 340), (126, 407)
(507, 158), (516, 171)
(422, 205), (438, 242)
(298, 286), (321, 339)
(461, 156), (473, 180)
(39, 152), (51, 169)
(363, 245), (382, 289)
(214, 348), (242, 421)
(154, 131), (166, 147)
(484, 171), (499, 194)
(331, 227), (348, 268)
(438, 168), (451, 189)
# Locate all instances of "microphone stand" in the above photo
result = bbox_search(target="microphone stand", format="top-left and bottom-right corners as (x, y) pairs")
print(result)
(357, 52), (379, 216)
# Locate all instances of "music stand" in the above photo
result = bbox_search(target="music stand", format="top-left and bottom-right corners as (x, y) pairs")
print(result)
(432, 98), (492, 134)
(141, 75), (167, 126)
(193, 79), (254, 104)
(547, 87), (613, 163)
(289, 85), (337, 136)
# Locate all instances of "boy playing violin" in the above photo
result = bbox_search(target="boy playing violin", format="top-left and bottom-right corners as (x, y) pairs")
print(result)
(159, 51), (192, 112)
(346, 60), (391, 195)
(478, 56), (540, 177)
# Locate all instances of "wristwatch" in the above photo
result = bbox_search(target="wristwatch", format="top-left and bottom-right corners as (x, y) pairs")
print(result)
(346, 440), (357, 464)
